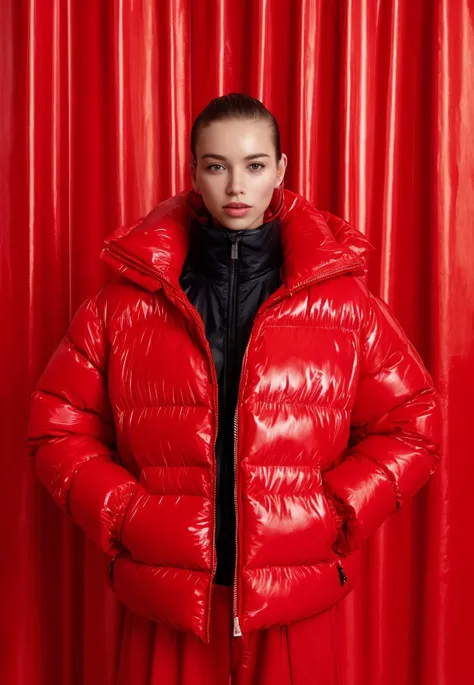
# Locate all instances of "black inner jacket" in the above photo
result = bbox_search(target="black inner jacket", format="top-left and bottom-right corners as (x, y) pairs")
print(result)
(179, 214), (283, 586)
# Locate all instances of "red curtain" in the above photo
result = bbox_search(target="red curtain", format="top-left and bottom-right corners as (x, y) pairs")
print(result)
(2, 0), (472, 683)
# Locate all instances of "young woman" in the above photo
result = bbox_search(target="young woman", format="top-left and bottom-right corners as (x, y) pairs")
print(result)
(27, 93), (442, 684)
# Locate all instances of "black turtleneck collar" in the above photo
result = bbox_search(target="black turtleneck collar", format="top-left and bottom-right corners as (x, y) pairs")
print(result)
(185, 216), (282, 282)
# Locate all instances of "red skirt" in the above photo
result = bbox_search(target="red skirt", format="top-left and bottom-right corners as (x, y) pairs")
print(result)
(116, 584), (343, 684)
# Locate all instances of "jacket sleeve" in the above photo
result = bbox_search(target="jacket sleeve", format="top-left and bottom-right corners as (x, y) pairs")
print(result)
(26, 294), (145, 559)
(322, 289), (443, 556)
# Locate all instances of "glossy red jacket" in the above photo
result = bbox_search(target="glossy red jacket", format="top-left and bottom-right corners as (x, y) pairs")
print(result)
(26, 187), (442, 644)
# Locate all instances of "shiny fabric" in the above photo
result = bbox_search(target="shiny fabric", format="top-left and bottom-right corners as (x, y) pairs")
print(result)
(179, 214), (283, 586)
(4, 1), (471, 683)
(26, 187), (442, 645)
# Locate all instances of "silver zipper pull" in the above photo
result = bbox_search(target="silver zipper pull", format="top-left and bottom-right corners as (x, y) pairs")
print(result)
(233, 616), (242, 637)
(231, 241), (239, 259)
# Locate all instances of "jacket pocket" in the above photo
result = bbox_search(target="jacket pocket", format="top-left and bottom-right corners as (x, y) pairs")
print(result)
(107, 552), (123, 591)
(120, 468), (211, 570)
(108, 549), (125, 591)
(323, 487), (345, 536)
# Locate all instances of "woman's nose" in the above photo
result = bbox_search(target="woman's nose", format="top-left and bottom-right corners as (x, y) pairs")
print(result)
(226, 174), (245, 196)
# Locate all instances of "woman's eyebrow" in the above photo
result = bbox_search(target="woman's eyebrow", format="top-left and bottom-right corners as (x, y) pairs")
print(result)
(201, 153), (271, 161)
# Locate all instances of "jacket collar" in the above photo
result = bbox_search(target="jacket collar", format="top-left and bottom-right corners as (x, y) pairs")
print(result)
(183, 216), (282, 283)
(100, 187), (375, 294)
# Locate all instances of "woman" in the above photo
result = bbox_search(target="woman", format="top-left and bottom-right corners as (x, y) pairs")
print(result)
(26, 93), (442, 684)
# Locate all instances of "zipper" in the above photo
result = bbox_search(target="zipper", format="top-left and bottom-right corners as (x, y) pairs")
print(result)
(226, 233), (243, 638)
(102, 242), (164, 288)
(223, 235), (242, 416)
(287, 259), (365, 296)
(232, 351), (244, 637)
(104, 238), (363, 638)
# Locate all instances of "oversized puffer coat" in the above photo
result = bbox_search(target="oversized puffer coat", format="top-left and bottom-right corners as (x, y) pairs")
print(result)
(26, 187), (442, 644)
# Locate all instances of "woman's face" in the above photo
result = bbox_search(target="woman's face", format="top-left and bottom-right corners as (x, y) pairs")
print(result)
(190, 117), (287, 229)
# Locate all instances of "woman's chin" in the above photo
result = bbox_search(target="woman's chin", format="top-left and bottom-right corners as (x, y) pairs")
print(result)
(213, 214), (247, 230)
(213, 212), (262, 230)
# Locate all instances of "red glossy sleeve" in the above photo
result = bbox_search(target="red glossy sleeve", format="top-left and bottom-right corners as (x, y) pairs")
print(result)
(322, 290), (443, 556)
(26, 295), (145, 559)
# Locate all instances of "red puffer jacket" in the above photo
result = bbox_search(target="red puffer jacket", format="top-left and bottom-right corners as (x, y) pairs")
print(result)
(26, 187), (442, 644)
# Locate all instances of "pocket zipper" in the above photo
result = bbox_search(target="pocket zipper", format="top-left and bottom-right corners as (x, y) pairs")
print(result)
(109, 559), (115, 584)
(337, 559), (348, 585)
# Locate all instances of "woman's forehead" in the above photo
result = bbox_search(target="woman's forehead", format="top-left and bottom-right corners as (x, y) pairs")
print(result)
(196, 118), (274, 158)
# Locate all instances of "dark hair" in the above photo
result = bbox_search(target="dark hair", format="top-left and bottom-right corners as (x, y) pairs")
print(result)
(190, 93), (281, 162)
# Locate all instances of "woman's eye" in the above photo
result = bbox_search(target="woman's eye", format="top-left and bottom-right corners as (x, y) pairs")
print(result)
(206, 163), (265, 172)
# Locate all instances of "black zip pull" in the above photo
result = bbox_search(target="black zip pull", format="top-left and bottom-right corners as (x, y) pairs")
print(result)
(337, 560), (348, 585)
(228, 233), (242, 260)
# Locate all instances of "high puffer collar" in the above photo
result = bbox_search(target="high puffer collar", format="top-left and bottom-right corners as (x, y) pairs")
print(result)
(100, 187), (375, 293)
(184, 216), (282, 283)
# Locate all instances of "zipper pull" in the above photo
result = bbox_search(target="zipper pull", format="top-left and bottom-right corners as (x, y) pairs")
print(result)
(230, 234), (242, 260)
(233, 616), (242, 637)
(337, 560), (348, 585)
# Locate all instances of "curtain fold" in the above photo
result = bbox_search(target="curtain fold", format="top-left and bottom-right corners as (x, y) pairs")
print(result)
(1, 0), (472, 683)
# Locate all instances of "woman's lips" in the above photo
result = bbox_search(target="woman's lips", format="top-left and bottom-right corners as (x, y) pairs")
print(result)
(223, 206), (251, 217)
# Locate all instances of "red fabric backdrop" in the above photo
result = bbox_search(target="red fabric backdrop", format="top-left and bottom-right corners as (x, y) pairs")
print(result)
(1, 0), (472, 683)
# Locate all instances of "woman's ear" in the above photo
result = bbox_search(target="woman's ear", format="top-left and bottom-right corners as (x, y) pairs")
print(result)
(275, 153), (288, 188)
(189, 158), (199, 192)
